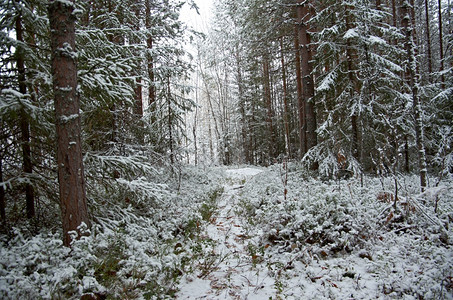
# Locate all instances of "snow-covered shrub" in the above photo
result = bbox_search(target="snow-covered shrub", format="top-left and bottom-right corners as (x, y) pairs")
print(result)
(0, 228), (102, 299)
(0, 166), (225, 299)
(237, 166), (377, 257)
(235, 163), (453, 299)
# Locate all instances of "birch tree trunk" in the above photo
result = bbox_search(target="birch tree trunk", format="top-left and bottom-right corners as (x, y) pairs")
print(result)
(49, 0), (90, 246)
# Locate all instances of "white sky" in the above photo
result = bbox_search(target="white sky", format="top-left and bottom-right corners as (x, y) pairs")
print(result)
(180, 0), (213, 33)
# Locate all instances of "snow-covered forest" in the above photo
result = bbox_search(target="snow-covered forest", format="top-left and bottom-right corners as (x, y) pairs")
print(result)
(0, 0), (452, 299)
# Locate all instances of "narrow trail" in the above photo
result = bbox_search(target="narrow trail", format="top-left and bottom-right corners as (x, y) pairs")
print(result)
(178, 168), (276, 299)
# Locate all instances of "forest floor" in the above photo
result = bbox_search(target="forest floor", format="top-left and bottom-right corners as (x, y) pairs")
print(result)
(177, 167), (276, 299)
(177, 166), (453, 299)
(1, 165), (452, 299)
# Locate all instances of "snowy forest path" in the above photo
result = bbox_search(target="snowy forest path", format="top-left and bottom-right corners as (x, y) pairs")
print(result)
(177, 167), (276, 299)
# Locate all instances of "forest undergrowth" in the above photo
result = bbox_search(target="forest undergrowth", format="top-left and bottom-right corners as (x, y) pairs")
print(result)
(0, 165), (225, 299)
(0, 163), (452, 299)
(233, 164), (453, 299)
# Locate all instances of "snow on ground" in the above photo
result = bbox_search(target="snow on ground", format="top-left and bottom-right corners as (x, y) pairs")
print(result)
(1, 165), (452, 299)
(225, 167), (264, 179)
(178, 165), (453, 299)
(177, 167), (277, 299)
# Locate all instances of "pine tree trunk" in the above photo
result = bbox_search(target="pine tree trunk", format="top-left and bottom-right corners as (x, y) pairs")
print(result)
(235, 49), (250, 163)
(49, 0), (90, 246)
(0, 156), (5, 221)
(133, 2), (143, 118)
(297, 0), (317, 160)
(438, 0), (445, 86)
(167, 76), (174, 164)
(401, 0), (428, 191)
(146, 0), (156, 107)
(294, 27), (306, 157)
(404, 136), (410, 172)
(345, 8), (361, 163)
(280, 37), (291, 158)
(424, 0), (433, 76)
(263, 56), (275, 160)
(131, 2), (144, 144)
(134, 78), (143, 117)
(16, 10), (35, 219)
(391, 0), (397, 27)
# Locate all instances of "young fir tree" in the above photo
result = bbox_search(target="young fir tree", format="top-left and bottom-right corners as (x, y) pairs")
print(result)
(0, 0), (56, 224)
(304, 0), (408, 177)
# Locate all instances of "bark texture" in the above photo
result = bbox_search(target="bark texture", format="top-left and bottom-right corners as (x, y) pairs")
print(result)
(296, 0), (317, 155)
(263, 56), (275, 160)
(280, 37), (291, 158)
(146, 0), (156, 107)
(401, 0), (428, 191)
(0, 157), (5, 221)
(294, 28), (306, 156)
(49, 0), (90, 246)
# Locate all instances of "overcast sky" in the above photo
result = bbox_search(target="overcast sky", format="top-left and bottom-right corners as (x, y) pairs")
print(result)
(180, 0), (213, 33)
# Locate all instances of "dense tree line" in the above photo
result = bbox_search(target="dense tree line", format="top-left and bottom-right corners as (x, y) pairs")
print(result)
(193, 0), (452, 186)
(0, 0), (196, 244)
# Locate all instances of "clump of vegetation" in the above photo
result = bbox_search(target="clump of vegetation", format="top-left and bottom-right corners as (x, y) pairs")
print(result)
(236, 164), (452, 298)
(0, 166), (226, 299)
(200, 187), (224, 222)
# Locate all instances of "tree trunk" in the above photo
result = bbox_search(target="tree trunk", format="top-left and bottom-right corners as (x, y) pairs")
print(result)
(193, 71), (199, 166)
(133, 3), (143, 118)
(280, 37), (291, 158)
(235, 48), (250, 164)
(0, 156), (5, 221)
(134, 78), (143, 116)
(294, 27), (306, 157)
(146, 0), (156, 107)
(297, 0), (317, 159)
(81, 0), (92, 26)
(202, 71), (221, 160)
(263, 56), (275, 160)
(405, 135), (410, 173)
(167, 76), (174, 164)
(16, 10), (35, 219)
(49, 0), (90, 246)
(401, 0), (428, 191)
(193, 111), (198, 166)
(131, 1), (144, 144)
(345, 8), (361, 162)
(438, 0), (445, 86)
(424, 0), (433, 76)
(391, 0), (397, 27)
